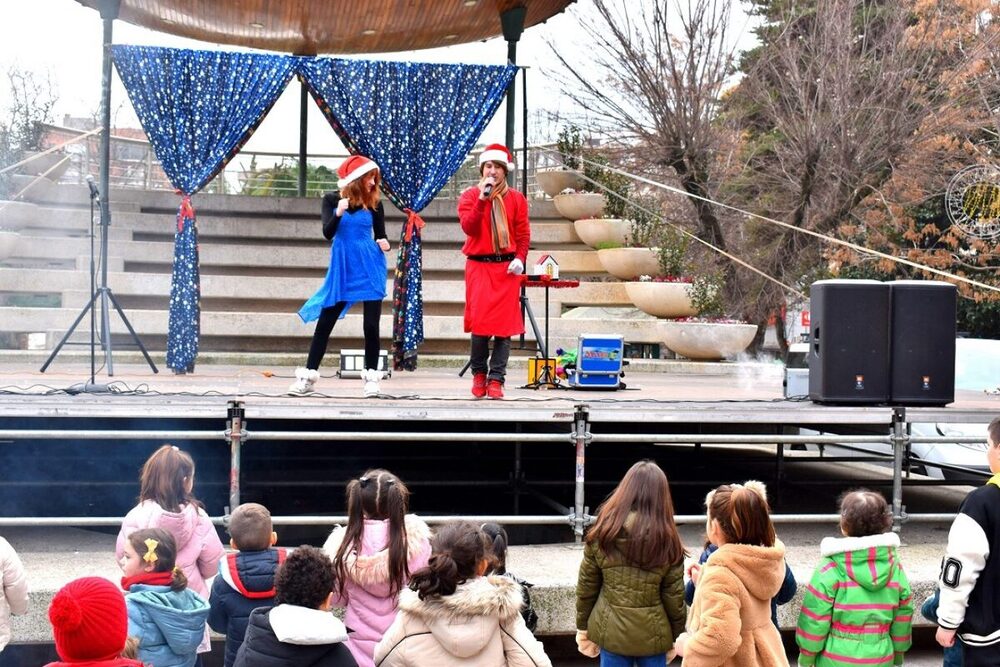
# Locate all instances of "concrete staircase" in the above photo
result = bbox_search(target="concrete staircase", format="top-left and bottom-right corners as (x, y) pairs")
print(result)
(1, 179), (668, 362)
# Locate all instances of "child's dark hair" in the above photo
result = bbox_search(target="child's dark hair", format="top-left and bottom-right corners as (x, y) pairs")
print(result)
(138, 444), (200, 512)
(128, 528), (188, 592)
(410, 521), (490, 600)
(481, 522), (509, 575)
(838, 488), (892, 537)
(229, 502), (273, 551)
(275, 545), (335, 609)
(334, 469), (411, 597)
(989, 417), (1000, 448)
(707, 480), (776, 547)
(586, 460), (685, 569)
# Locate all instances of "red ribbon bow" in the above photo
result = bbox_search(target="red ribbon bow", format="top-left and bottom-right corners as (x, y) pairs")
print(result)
(403, 208), (425, 242)
(177, 193), (195, 232)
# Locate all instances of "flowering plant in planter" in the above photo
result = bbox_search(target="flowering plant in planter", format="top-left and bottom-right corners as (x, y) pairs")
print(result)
(674, 273), (749, 324)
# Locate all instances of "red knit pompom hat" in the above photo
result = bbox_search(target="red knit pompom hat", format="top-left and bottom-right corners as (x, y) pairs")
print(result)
(478, 143), (515, 172)
(337, 155), (379, 189)
(49, 577), (128, 661)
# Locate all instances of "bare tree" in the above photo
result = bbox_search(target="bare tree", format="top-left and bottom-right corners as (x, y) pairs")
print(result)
(550, 0), (736, 251)
(0, 64), (58, 196)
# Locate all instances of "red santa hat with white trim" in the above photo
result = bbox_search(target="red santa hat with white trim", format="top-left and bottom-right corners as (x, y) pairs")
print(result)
(337, 155), (379, 189)
(479, 143), (515, 172)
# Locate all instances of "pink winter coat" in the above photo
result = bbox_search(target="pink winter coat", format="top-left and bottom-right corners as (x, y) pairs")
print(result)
(116, 500), (224, 653)
(323, 515), (432, 667)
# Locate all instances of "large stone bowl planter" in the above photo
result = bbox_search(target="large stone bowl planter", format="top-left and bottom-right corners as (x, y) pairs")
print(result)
(0, 201), (38, 231)
(625, 281), (697, 318)
(573, 218), (628, 249)
(553, 192), (605, 221)
(536, 168), (584, 198)
(597, 246), (660, 280)
(0, 231), (22, 261)
(662, 321), (759, 361)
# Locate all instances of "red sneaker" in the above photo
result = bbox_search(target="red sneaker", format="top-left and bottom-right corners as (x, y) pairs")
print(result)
(486, 379), (504, 399)
(471, 372), (488, 398)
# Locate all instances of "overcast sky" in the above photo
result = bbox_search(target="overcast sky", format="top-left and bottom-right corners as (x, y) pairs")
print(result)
(0, 1), (757, 159)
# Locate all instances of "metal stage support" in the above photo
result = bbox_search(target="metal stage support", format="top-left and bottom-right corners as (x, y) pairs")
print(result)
(0, 399), (993, 531)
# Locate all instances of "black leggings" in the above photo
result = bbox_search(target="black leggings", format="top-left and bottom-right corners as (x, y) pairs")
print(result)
(306, 300), (382, 371)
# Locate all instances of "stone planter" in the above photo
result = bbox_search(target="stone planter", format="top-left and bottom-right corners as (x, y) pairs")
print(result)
(597, 246), (660, 280)
(625, 281), (697, 319)
(0, 201), (38, 231)
(0, 231), (22, 261)
(573, 218), (628, 249)
(553, 192), (605, 221)
(661, 321), (758, 361)
(536, 167), (584, 198)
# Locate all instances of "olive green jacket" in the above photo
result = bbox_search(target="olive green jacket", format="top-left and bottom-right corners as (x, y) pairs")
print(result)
(575, 534), (686, 656)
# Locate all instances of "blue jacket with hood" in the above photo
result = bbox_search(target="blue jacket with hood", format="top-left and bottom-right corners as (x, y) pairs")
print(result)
(126, 583), (211, 667)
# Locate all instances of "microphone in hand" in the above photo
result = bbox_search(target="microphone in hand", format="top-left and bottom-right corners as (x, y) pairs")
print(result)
(482, 178), (494, 198)
(86, 175), (100, 201)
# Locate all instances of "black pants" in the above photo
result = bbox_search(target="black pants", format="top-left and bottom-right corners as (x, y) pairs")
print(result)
(964, 642), (1000, 667)
(470, 335), (511, 383)
(306, 300), (382, 371)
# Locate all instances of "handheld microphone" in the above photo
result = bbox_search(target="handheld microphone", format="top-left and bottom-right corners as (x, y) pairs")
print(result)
(86, 175), (100, 201)
(482, 178), (494, 197)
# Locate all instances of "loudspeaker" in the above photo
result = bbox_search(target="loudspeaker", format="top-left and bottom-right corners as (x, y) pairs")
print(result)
(889, 281), (956, 405)
(809, 280), (890, 403)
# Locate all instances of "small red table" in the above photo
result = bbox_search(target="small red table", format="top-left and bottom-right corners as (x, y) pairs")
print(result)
(520, 275), (580, 387)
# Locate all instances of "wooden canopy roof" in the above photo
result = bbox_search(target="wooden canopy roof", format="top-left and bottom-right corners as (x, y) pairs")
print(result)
(75, 0), (577, 55)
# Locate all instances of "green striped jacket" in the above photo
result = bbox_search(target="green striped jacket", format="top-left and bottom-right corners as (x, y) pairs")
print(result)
(796, 532), (913, 667)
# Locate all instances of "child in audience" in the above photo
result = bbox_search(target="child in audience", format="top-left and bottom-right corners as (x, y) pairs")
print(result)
(234, 545), (356, 667)
(374, 521), (551, 666)
(674, 480), (789, 667)
(685, 488), (797, 629)
(210, 502), (286, 667)
(796, 489), (913, 667)
(0, 534), (27, 654)
(45, 577), (144, 667)
(121, 527), (211, 667)
(323, 469), (431, 667)
(575, 460), (686, 666)
(481, 522), (538, 632)
(116, 444), (224, 658)
(935, 417), (1000, 667)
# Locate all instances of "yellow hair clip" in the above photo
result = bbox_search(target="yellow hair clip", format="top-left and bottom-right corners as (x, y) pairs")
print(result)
(143, 538), (159, 564)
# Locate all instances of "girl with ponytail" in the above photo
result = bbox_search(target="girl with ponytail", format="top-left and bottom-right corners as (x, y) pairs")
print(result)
(323, 469), (431, 667)
(374, 521), (551, 666)
(120, 528), (210, 667)
(674, 481), (790, 667)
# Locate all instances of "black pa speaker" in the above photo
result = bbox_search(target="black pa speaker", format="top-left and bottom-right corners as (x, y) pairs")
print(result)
(809, 280), (891, 404)
(889, 281), (956, 405)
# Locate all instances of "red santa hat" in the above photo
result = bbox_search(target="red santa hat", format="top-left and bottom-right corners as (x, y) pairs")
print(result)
(337, 155), (380, 189)
(479, 143), (515, 171)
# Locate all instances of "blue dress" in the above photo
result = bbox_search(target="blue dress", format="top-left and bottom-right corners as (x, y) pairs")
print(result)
(298, 208), (387, 323)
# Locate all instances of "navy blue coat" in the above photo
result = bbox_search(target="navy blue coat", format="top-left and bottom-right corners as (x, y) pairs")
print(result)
(208, 549), (285, 667)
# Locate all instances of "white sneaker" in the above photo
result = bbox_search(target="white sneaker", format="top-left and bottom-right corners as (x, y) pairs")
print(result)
(361, 369), (383, 398)
(288, 368), (319, 395)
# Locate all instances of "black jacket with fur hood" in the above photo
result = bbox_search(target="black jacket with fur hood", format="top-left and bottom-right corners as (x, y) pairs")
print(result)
(373, 575), (551, 667)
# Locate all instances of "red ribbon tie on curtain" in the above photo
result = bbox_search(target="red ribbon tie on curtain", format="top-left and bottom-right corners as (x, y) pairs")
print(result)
(403, 208), (425, 242)
(177, 193), (195, 232)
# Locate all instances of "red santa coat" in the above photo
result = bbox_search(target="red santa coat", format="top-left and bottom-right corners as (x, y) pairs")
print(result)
(457, 185), (531, 337)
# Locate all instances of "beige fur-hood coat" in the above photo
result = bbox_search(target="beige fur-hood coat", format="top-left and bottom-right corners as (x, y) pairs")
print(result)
(683, 540), (790, 667)
(373, 575), (551, 667)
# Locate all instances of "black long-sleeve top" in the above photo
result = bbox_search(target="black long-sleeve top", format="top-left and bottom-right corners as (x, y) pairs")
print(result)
(321, 191), (387, 242)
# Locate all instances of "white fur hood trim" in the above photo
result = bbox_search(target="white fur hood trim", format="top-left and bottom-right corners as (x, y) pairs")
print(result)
(269, 604), (348, 645)
(820, 531), (900, 557)
(396, 575), (523, 621)
(323, 514), (430, 588)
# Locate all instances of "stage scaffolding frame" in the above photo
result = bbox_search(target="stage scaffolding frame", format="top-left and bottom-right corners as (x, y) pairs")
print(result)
(0, 401), (992, 539)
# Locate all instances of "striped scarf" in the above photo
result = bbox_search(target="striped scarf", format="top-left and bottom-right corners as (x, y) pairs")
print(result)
(488, 178), (511, 254)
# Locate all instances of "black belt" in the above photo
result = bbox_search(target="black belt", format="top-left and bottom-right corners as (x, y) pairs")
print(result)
(467, 253), (515, 263)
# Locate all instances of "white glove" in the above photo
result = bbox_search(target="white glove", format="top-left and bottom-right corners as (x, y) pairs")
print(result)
(507, 258), (524, 275)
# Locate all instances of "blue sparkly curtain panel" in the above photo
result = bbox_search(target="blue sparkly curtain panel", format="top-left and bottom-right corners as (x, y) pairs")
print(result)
(297, 58), (517, 370)
(112, 45), (296, 372)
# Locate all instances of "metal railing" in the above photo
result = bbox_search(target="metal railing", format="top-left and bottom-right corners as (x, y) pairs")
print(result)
(0, 403), (989, 537)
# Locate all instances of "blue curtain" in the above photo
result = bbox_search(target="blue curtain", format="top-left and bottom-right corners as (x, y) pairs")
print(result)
(297, 58), (516, 370)
(112, 45), (296, 372)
